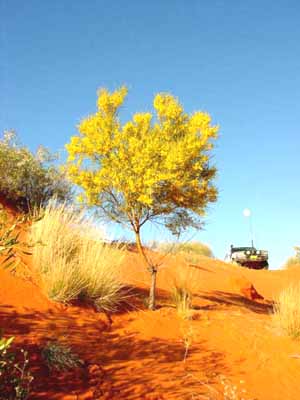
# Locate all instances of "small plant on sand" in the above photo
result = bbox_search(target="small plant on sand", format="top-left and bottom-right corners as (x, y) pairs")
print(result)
(0, 333), (33, 400)
(181, 324), (194, 363)
(30, 202), (125, 311)
(0, 207), (30, 271)
(41, 341), (83, 372)
(219, 376), (250, 400)
(183, 373), (253, 400)
(273, 283), (300, 339)
(171, 267), (195, 320)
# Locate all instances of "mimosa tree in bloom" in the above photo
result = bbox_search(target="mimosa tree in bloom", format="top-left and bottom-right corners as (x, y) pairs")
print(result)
(65, 87), (218, 310)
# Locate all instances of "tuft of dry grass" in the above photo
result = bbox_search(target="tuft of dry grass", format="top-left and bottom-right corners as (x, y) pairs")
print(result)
(77, 238), (125, 312)
(284, 256), (300, 269)
(273, 283), (300, 339)
(171, 267), (196, 320)
(172, 286), (193, 320)
(30, 202), (125, 311)
(181, 324), (194, 363)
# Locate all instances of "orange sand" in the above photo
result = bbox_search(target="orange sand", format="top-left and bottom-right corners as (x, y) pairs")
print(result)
(1, 201), (300, 399)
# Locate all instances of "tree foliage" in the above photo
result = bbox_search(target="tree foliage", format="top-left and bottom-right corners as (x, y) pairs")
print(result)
(66, 87), (218, 233)
(65, 87), (218, 309)
(0, 131), (72, 211)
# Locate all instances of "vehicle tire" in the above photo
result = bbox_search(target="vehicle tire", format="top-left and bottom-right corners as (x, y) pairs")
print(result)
(263, 261), (269, 270)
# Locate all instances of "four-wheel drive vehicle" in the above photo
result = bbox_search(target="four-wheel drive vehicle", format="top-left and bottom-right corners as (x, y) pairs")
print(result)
(230, 245), (269, 270)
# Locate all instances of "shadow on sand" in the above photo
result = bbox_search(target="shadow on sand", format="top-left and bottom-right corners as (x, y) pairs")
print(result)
(0, 298), (230, 399)
(194, 290), (273, 314)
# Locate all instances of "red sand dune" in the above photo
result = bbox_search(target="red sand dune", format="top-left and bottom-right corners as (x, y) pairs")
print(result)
(1, 201), (300, 399)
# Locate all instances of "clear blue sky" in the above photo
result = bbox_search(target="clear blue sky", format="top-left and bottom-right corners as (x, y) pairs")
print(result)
(1, 0), (300, 269)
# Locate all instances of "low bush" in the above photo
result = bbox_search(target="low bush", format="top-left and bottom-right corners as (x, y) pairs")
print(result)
(273, 284), (300, 339)
(41, 341), (83, 372)
(0, 131), (72, 212)
(0, 333), (33, 400)
(284, 246), (300, 269)
(156, 240), (213, 266)
(30, 202), (125, 311)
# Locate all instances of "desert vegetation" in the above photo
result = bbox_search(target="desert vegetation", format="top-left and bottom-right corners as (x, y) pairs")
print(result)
(0, 93), (298, 400)
(171, 266), (196, 320)
(0, 206), (29, 270)
(0, 131), (72, 212)
(284, 246), (300, 269)
(273, 283), (300, 339)
(0, 333), (33, 400)
(30, 202), (125, 311)
(41, 341), (83, 372)
(0, 174), (300, 400)
(65, 87), (218, 309)
(157, 240), (213, 264)
(3, 0), (300, 396)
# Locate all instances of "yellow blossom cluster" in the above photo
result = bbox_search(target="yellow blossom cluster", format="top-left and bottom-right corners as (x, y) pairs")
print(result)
(65, 86), (218, 220)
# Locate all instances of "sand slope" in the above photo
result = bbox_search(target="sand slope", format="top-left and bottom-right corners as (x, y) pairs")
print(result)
(1, 203), (300, 399)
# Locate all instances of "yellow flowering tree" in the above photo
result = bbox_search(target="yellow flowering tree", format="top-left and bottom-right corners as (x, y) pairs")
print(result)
(65, 87), (218, 310)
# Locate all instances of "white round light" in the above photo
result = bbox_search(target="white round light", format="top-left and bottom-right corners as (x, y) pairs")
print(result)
(243, 208), (251, 217)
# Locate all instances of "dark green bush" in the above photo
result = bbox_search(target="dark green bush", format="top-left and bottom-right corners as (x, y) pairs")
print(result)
(41, 341), (83, 372)
(0, 131), (72, 211)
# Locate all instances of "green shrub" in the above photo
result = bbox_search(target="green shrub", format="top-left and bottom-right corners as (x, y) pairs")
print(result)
(0, 131), (72, 211)
(0, 207), (30, 270)
(41, 341), (83, 372)
(30, 202), (125, 311)
(0, 333), (33, 400)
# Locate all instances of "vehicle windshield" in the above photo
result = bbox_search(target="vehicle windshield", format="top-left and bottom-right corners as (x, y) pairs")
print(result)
(231, 247), (256, 252)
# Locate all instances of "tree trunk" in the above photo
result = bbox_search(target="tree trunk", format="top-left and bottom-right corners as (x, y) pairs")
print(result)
(135, 229), (157, 310)
(148, 267), (157, 311)
(135, 229), (148, 266)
